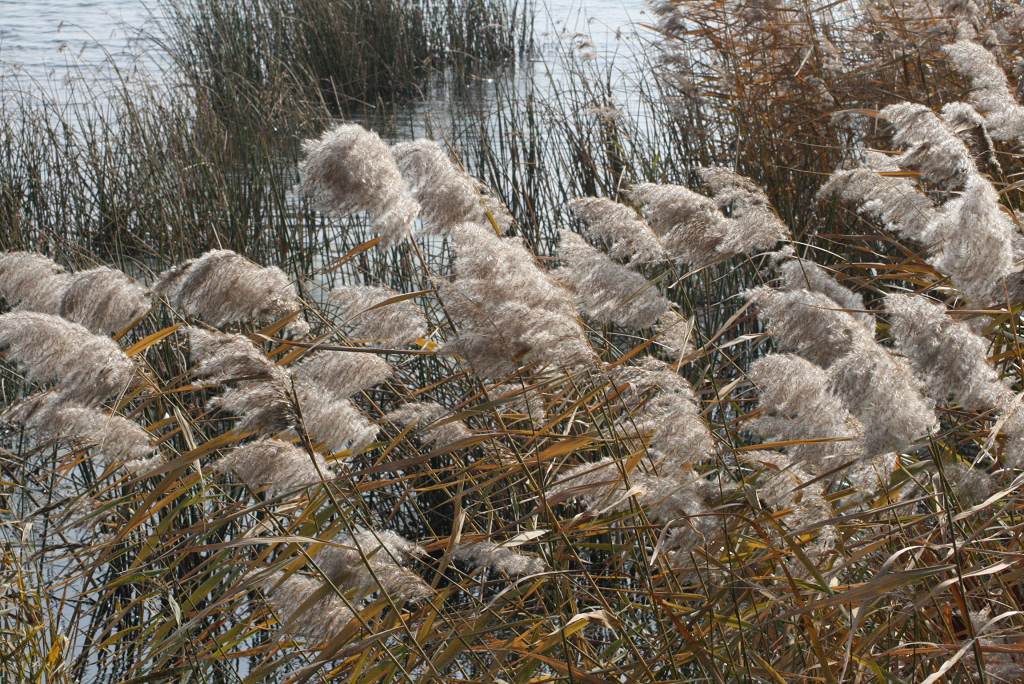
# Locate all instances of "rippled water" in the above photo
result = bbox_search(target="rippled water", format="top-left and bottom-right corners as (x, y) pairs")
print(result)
(0, 0), (650, 88)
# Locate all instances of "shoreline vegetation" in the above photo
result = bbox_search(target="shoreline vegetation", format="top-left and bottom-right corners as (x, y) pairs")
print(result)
(2, 0), (1024, 681)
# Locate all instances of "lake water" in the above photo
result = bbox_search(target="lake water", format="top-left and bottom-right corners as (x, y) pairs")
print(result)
(0, 0), (652, 93)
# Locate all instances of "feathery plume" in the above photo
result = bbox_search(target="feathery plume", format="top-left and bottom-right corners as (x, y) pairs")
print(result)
(314, 530), (431, 603)
(216, 438), (330, 496)
(293, 382), (379, 453)
(746, 287), (873, 367)
(941, 102), (1001, 174)
(942, 40), (1024, 141)
(391, 139), (513, 234)
(614, 358), (716, 469)
(0, 251), (70, 313)
(488, 383), (546, 424)
(300, 123), (419, 245)
(774, 250), (873, 330)
(0, 254), (149, 334)
(329, 285), (426, 348)
(454, 540), (547, 576)
(654, 309), (696, 360)
(739, 450), (836, 556)
(554, 230), (670, 329)
(748, 354), (864, 469)
(818, 167), (938, 243)
(827, 336), (939, 455)
(188, 328), (279, 386)
(385, 401), (472, 451)
(156, 250), (307, 334)
(439, 223), (594, 376)
(0, 312), (134, 405)
(3, 395), (154, 467)
(697, 167), (789, 255)
(925, 176), (1015, 301)
(211, 375), (295, 435)
(568, 197), (665, 265)
(54, 267), (150, 334)
(291, 350), (393, 400)
(880, 102), (977, 190)
(252, 571), (356, 642)
(885, 293), (1008, 409)
(632, 170), (786, 267)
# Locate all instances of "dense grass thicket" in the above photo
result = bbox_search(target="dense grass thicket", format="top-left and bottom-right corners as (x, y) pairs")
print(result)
(2, 0), (1024, 682)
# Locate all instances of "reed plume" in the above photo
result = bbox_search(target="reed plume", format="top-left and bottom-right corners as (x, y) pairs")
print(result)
(818, 168), (938, 243)
(156, 250), (307, 334)
(251, 571), (356, 642)
(632, 169), (786, 268)
(880, 102), (976, 190)
(942, 40), (1024, 141)
(291, 350), (393, 400)
(293, 382), (379, 453)
(0, 253), (150, 334)
(385, 401), (472, 451)
(885, 293), (1008, 409)
(568, 197), (665, 265)
(215, 438), (330, 496)
(774, 249), (873, 330)
(391, 139), (513, 234)
(300, 123), (420, 245)
(188, 328), (279, 385)
(329, 285), (426, 347)
(314, 530), (431, 603)
(554, 230), (670, 329)
(654, 309), (696, 360)
(453, 540), (547, 576)
(439, 223), (593, 376)
(0, 312), (135, 405)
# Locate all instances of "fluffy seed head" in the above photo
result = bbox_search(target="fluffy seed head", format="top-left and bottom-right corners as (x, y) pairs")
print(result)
(385, 401), (473, 451)
(216, 438), (330, 496)
(329, 285), (426, 348)
(555, 230), (670, 329)
(942, 40), (1024, 141)
(0, 312), (135, 405)
(188, 328), (279, 386)
(880, 102), (977, 190)
(156, 250), (306, 333)
(300, 123), (420, 245)
(291, 350), (393, 400)
(568, 197), (665, 265)
(314, 530), (431, 603)
(454, 540), (547, 576)
(818, 167), (938, 243)
(55, 267), (150, 334)
(252, 571), (356, 642)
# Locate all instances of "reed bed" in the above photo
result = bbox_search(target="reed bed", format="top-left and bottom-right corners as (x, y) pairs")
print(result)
(3, 0), (1024, 682)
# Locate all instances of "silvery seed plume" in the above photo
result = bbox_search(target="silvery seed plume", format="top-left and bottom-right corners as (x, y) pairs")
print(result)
(293, 381), (379, 454)
(942, 40), (1024, 141)
(215, 438), (330, 497)
(885, 293), (1009, 409)
(3, 394), (154, 467)
(614, 358), (716, 469)
(925, 175), (1015, 301)
(880, 102), (977, 190)
(827, 336), (939, 455)
(188, 328), (279, 386)
(630, 183), (730, 266)
(291, 350), (393, 400)
(554, 230), (670, 329)
(941, 102), (1001, 174)
(818, 167), (938, 243)
(739, 450), (836, 557)
(329, 285), (426, 347)
(488, 383), (546, 424)
(391, 139), (513, 234)
(748, 354), (865, 470)
(0, 251), (70, 313)
(314, 530), (431, 603)
(156, 250), (307, 334)
(385, 401), (472, 451)
(55, 267), (150, 334)
(654, 310), (696, 360)
(454, 540), (547, 576)
(252, 571), (356, 642)
(300, 123), (419, 245)
(935, 461), (995, 506)
(440, 223), (594, 376)
(774, 250), (874, 331)
(211, 375), (295, 435)
(0, 312), (135, 405)
(568, 197), (666, 265)
(697, 167), (789, 255)
(746, 287), (874, 367)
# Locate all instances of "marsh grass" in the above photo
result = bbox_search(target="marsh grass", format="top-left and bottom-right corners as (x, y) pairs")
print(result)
(3, 0), (1024, 682)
